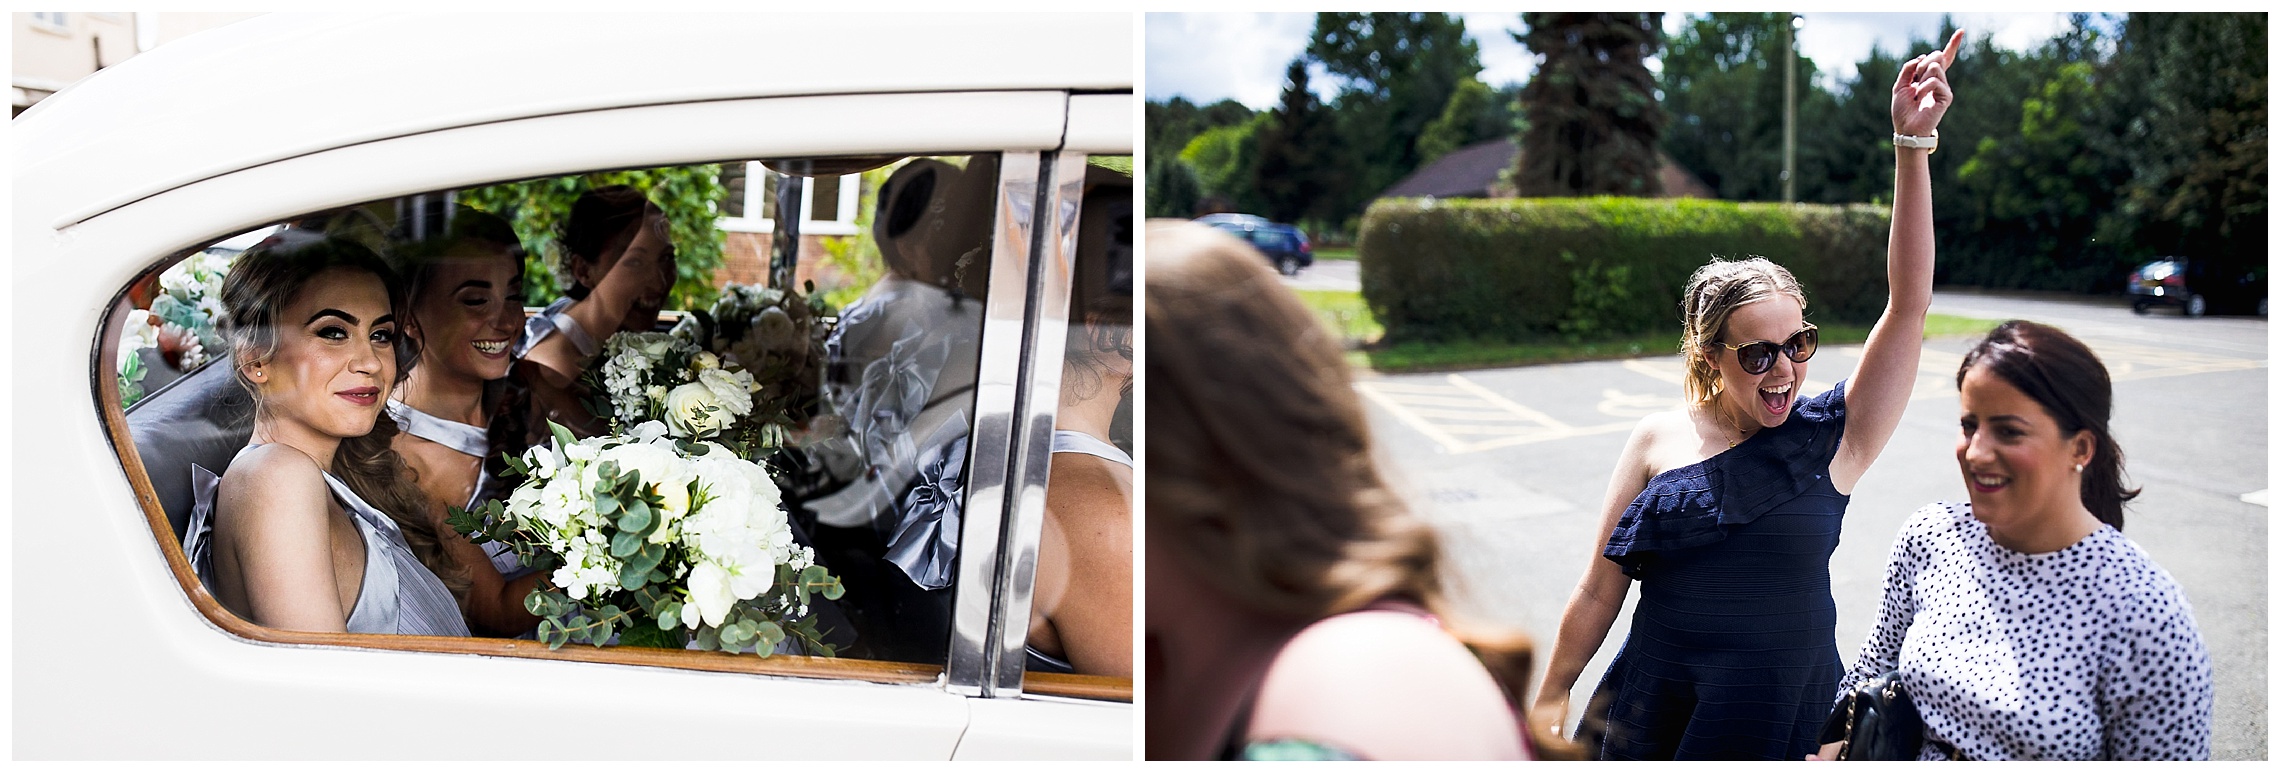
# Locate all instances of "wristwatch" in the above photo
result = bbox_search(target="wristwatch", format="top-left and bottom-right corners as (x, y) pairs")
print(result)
(1892, 131), (1938, 153)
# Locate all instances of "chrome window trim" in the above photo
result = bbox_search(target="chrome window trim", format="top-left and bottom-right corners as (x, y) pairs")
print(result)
(946, 150), (1044, 696)
(983, 150), (1090, 695)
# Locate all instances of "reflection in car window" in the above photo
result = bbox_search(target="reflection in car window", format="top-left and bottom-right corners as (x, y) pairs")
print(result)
(1027, 160), (1135, 677)
(115, 155), (1002, 670)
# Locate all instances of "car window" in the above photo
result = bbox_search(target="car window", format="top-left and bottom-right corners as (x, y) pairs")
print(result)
(1026, 158), (1133, 682)
(108, 156), (1014, 679)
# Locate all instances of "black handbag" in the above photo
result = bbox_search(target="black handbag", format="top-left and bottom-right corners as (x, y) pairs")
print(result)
(1818, 670), (1925, 760)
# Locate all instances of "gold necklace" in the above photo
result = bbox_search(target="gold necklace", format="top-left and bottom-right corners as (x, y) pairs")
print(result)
(1714, 403), (1752, 449)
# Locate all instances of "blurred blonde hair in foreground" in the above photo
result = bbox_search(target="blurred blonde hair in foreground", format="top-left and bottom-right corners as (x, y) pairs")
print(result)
(1144, 220), (1581, 759)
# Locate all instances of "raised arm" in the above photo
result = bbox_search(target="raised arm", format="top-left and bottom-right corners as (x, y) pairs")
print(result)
(214, 447), (351, 632)
(1834, 29), (1963, 493)
(1530, 418), (1656, 738)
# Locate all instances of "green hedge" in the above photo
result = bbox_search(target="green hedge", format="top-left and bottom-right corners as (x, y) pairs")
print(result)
(1358, 197), (1892, 343)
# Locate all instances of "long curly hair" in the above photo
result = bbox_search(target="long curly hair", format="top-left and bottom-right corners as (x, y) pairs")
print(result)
(216, 231), (470, 599)
(1146, 221), (1581, 759)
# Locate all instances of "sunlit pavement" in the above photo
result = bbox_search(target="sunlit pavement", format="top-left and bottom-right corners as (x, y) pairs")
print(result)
(1357, 290), (2267, 759)
(1278, 258), (1359, 292)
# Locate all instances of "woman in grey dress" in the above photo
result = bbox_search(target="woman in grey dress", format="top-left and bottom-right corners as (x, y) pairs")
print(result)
(189, 232), (470, 636)
(384, 206), (541, 637)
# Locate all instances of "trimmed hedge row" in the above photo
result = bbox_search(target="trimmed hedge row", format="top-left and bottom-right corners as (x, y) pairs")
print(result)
(1357, 197), (1892, 343)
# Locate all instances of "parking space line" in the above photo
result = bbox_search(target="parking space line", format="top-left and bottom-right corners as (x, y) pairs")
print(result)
(1359, 337), (2262, 456)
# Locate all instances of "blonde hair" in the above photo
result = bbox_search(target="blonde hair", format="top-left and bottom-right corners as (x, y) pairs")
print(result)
(1678, 257), (1807, 403)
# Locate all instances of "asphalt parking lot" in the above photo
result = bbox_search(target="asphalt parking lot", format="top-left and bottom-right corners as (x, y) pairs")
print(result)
(1356, 291), (2268, 759)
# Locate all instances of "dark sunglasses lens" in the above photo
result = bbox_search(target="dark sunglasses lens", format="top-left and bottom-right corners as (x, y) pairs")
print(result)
(1787, 328), (1819, 362)
(1738, 343), (1778, 374)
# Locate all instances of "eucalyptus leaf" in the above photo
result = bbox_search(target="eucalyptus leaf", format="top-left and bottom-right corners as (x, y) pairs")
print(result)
(658, 605), (680, 631)
(610, 530), (643, 559)
(548, 420), (576, 452)
(618, 504), (651, 533)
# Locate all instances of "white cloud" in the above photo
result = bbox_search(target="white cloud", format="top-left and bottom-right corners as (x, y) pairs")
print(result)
(1144, 12), (1317, 109)
(1146, 11), (2080, 108)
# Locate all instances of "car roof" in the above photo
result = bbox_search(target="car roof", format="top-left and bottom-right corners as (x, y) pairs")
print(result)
(15, 12), (1131, 230)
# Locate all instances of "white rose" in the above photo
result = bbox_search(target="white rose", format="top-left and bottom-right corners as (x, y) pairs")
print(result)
(691, 351), (720, 372)
(646, 385), (668, 403)
(633, 333), (677, 359)
(629, 420), (670, 442)
(687, 563), (736, 628)
(697, 367), (755, 417)
(664, 383), (731, 437)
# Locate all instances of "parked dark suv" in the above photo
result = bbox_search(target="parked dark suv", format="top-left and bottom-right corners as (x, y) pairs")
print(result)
(1196, 213), (1313, 275)
(2127, 257), (2268, 317)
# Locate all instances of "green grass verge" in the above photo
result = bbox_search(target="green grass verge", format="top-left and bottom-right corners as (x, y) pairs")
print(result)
(1313, 246), (1358, 262)
(1289, 288), (1999, 373)
(1296, 289), (1384, 347)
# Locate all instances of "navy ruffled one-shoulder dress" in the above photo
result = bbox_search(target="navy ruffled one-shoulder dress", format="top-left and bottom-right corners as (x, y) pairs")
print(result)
(1589, 382), (1849, 760)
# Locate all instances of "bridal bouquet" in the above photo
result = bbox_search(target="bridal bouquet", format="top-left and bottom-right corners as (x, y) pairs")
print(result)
(672, 282), (834, 423)
(449, 421), (845, 655)
(581, 330), (792, 459)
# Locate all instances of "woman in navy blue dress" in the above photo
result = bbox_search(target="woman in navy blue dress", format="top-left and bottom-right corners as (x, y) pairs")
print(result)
(1528, 31), (1965, 760)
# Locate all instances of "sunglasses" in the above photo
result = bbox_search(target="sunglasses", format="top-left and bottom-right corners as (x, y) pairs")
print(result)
(1710, 324), (1818, 375)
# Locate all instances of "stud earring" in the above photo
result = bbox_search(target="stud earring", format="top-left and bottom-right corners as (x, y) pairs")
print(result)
(2072, 463), (2083, 473)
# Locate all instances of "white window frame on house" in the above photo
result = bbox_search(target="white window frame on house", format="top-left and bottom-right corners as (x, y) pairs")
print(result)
(30, 12), (71, 34)
(716, 161), (862, 236)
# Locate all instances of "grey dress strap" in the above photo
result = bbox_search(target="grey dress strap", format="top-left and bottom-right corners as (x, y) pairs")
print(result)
(183, 448), (469, 636)
(384, 399), (525, 578)
(1050, 429), (1132, 468)
(386, 399), (489, 459)
(514, 296), (598, 359)
(320, 471), (470, 637)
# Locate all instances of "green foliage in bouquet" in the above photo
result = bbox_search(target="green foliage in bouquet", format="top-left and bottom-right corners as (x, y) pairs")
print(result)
(448, 422), (846, 656)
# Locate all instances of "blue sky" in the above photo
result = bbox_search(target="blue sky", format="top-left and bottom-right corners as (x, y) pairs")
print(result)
(1146, 11), (2083, 109)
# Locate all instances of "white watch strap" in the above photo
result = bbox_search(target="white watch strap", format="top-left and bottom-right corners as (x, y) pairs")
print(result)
(1892, 130), (1939, 152)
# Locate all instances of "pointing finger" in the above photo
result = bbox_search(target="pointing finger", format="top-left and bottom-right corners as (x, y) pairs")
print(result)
(1941, 29), (1965, 69)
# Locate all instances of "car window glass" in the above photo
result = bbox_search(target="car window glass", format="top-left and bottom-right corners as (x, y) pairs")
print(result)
(110, 156), (999, 671)
(1025, 157), (1134, 680)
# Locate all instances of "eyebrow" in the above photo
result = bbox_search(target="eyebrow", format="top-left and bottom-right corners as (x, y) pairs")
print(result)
(453, 280), (493, 293)
(303, 310), (395, 328)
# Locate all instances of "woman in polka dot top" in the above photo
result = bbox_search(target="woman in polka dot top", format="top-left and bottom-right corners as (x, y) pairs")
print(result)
(1826, 321), (2213, 760)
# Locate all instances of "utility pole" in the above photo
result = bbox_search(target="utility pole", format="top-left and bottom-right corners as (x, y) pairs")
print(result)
(1783, 14), (1801, 204)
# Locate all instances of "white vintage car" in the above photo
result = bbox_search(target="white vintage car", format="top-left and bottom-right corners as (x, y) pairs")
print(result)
(12, 12), (1132, 759)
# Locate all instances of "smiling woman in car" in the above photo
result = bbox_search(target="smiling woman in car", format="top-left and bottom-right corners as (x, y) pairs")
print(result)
(186, 233), (471, 636)
(385, 206), (542, 637)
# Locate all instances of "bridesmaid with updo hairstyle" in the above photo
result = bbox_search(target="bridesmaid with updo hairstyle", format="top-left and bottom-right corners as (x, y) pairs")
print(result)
(510, 185), (678, 440)
(386, 206), (542, 636)
(1825, 321), (2212, 760)
(185, 233), (471, 636)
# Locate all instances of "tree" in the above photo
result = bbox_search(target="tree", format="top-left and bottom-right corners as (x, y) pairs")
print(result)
(1253, 60), (1343, 224)
(1415, 77), (1498, 165)
(1514, 12), (1667, 196)
(1307, 12), (1482, 217)
(1146, 154), (1204, 218)
(1179, 112), (1271, 213)
(2109, 12), (2267, 266)
(1147, 96), (1256, 218)
(1658, 12), (1807, 201)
